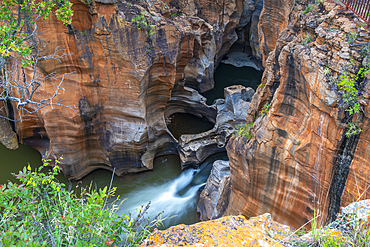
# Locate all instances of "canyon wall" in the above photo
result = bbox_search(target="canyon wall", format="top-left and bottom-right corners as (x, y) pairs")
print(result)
(2, 0), (262, 179)
(225, 0), (370, 229)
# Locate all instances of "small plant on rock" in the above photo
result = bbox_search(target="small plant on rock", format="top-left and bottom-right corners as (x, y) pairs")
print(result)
(303, 4), (315, 14)
(301, 33), (312, 46)
(347, 31), (358, 44)
(261, 103), (271, 117)
(131, 11), (155, 38)
(234, 122), (254, 140)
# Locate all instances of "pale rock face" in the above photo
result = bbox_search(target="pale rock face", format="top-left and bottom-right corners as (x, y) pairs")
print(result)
(177, 85), (254, 169)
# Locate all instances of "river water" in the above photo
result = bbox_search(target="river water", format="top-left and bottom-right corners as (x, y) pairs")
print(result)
(0, 143), (42, 184)
(0, 141), (227, 228)
(202, 63), (263, 105)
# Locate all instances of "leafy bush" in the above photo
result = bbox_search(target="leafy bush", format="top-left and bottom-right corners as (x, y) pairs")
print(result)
(302, 4), (314, 14)
(324, 61), (369, 137)
(234, 122), (254, 140)
(261, 103), (271, 117)
(131, 11), (155, 38)
(0, 159), (164, 246)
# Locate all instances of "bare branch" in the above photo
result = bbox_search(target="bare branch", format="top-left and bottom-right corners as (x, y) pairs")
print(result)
(22, 14), (41, 43)
(0, 48), (77, 122)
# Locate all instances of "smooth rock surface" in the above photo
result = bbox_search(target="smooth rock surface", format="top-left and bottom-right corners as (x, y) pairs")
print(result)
(178, 85), (254, 169)
(221, 52), (261, 70)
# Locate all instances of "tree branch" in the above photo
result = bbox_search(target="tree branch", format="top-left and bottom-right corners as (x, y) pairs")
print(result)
(0, 48), (77, 122)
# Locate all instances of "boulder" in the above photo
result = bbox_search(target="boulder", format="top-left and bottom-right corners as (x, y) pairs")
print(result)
(197, 160), (231, 221)
(141, 214), (293, 247)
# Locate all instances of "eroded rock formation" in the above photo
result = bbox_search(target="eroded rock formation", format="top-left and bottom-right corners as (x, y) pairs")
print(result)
(224, 0), (370, 229)
(3, 0), (263, 179)
(197, 159), (231, 221)
(177, 85), (254, 169)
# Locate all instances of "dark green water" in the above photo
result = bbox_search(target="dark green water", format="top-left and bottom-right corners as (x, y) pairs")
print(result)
(0, 140), (228, 228)
(202, 63), (263, 105)
(166, 113), (214, 140)
(76, 153), (228, 229)
(0, 143), (43, 184)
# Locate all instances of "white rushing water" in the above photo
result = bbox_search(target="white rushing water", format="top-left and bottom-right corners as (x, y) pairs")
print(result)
(77, 153), (228, 228)
(118, 167), (207, 228)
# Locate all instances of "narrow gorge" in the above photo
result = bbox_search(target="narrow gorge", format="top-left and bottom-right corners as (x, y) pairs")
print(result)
(1, 0), (370, 240)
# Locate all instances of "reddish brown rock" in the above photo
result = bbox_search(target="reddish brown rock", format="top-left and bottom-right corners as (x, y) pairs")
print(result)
(0, 103), (18, 150)
(225, 1), (370, 229)
(6, 0), (256, 179)
(258, 0), (294, 66)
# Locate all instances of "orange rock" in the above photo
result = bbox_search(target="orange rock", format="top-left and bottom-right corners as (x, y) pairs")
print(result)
(141, 214), (294, 247)
(225, 0), (370, 229)
(8, 0), (249, 179)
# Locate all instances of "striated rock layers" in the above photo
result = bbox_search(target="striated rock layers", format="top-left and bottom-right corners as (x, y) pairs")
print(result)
(3, 0), (263, 179)
(224, 0), (370, 229)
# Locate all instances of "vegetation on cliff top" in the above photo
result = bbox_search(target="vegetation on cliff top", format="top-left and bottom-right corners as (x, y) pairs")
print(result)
(0, 159), (164, 246)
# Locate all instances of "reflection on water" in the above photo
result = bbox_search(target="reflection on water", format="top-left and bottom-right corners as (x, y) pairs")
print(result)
(202, 63), (263, 105)
(166, 113), (214, 140)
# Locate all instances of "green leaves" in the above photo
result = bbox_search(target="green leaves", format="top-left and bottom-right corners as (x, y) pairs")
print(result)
(0, 0), (73, 65)
(261, 103), (271, 117)
(0, 159), (163, 246)
(331, 63), (370, 137)
(234, 122), (254, 140)
(131, 11), (155, 38)
(346, 122), (362, 137)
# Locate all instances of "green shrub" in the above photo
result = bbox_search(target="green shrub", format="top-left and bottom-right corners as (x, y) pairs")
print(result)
(234, 122), (254, 140)
(0, 159), (164, 246)
(302, 4), (314, 14)
(131, 11), (155, 38)
(261, 103), (270, 117)
(347, 31), (358, 44)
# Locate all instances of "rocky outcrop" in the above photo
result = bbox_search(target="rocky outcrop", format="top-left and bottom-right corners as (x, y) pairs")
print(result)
(197, 160), (231, 221)
(221, 52), (261, 70)
(142, 200), (370, 246)
(164, 85), (217, 136)
(177, 85), (254, 169)
(0, 103), (18, 150)
(258, 0), (294, 66)
(224, 0), (370, 229)
(141, 214), (292, 247)
(6, 0), (263, 179)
